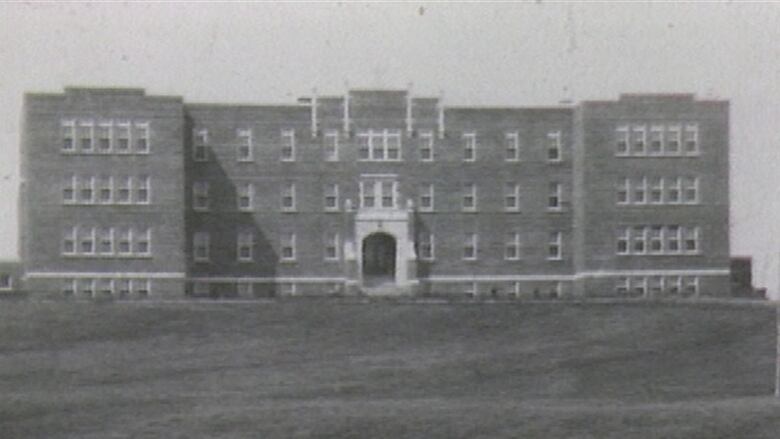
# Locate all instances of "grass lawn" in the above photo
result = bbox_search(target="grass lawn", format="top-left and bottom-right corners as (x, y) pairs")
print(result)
(0, 299), (778, 438)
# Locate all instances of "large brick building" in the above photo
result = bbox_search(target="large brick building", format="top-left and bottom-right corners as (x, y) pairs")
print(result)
(18, 87), (730, 299)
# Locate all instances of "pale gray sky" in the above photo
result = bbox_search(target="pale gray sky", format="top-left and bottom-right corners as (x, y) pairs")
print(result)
(1, 2), (779, 295)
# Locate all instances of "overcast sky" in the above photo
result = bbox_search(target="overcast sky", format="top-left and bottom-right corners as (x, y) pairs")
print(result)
(1, 2), (779, 295)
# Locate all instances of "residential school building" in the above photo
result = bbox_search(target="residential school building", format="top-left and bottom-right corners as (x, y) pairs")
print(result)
(18, 87), (730, 299)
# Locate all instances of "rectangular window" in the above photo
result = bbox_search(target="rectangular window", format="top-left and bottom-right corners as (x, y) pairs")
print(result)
(194, 129), (209, 162)
(98, 227), (113, 255)
(667, 177), (681, 204)
(62, 278), (76, 296)
(682, 276), (699, 295)
(649, 177), (663, 204)
(117, 176), (132, 204)
(683, 226), (699, 254)
(136, 175), (150, 204)
(63, 174), (76, 203)
(547, 131), (562, 162)
(631, 125), (646, 155)
(281, 232), (296, 261)
(325, 232), (339, 261)
(615, 277), (630, 295)
(463, 233), (477, 260)
(361, 181), (375, 208)
(666, 125), (681, 155)
(237, 231), (254, 262)
(79, 278), (95, 297)
(324, 130), (339, 162)
(386, 131), (401, 160)
(463, 132), (476, 162)
(505, 132), (519, 161)
(358, 134), (370, 160)
(419, 183), (434, 212)
(281, 129), (295, 161)
(116, 122), (131, 153)
(281, 183), (296, 211)
(78, 121), (94, 152)
(193, 181), (209, 211)
(80, 227), (95, 255)
(381, 181), (394, 208)
(134, 122), (149, 153)
(667, 225), (681, 253)
(505, 232), (521, 260)
(633, 177), (647, 204)
(134, 279), (150, 297)
(616, 227), (630, 255)
(667, 276), (682, 294)
(237, 129), (253, 162)
(98, 175), (112, 204)
(0, 274), (12, 290)
(238, 182), (254, 211)
(505, 183), (520, 211)
(63, 226), (77, 255)
(419, 131), (434, 161)
(61, 120), (76, 152)
(649, 125), (664, 155)
(682, 177), (698, 204)
(418, 233), (434, 260)
(548, 231), (562, 260)
(324, 183), (339, 211)
(632, 226), (646, 254)
(193, 232), (210, 262)
(79, 176), (94, 204)
(547, 182), (562, 210)
(117, 279), (131, 297)
(631, 277), (647, 297)
(98, 278), (114, 296)
(649, 226), (663, 254)
(649, 276), (664, 296)
(118, 228), (132, 255)
(135, 228), (151, 255)
(97, 122), (112, 153)
(617, 178), (629, 205)
(683, 124), (699, 155)
(616, 126), (629, 156)
(462, 183), (477, 211)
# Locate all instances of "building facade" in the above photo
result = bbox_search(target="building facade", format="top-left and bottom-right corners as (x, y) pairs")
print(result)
(19, 87), (730, 299)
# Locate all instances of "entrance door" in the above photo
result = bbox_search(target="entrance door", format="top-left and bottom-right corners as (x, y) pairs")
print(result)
(362, 233), (396, 286)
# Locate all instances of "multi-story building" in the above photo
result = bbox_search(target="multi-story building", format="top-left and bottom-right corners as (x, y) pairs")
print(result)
(18, 87), (730, 299)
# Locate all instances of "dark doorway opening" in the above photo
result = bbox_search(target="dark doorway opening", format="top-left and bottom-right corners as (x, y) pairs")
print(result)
(362, 233), (396, 287)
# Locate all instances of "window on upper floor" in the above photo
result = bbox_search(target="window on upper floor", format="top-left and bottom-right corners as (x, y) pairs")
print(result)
(281, 232), (296, 261)
(547, 182), (562, 211)
(505, 232), (521, 260)
(237, 231), (254, 262)
(418, 232), (435, 261)
(97, 122), (112, 153)
(98, 175), (113, 204)
(463, 233), (478, 260)
(324, 232), (340, 261)
(79, 227), (95, 255)
(116, 122), (131, 153)
(98, 227), (113, 255)
(118, 228), (132, 255)
(682, 177), (699, 204)
(547, 131), (562, 162)
(324, 130), (339, 162)
(237, 129), (253, 162)
(649, 125), (664, 155)
(615, 126), (630, 156)
(356, 130), (403, 161)
(505, 132), (520, 161)
(281, 129), (296, 161)
(135, 228), (151, 255)
(78, 121), (94, 152)
(63, 226), (77, 255)
(193, 181), (209, 211)
(617, 178), (629, 205)
(547, 231), (562, 260)
(324, 183), (339, 211)
(419, 183), (434, 212)
(419, 131), (434, 162)
(649, 178), (663, 204)
(281, 182), (296, 211)
(117, 176), (132, 204)
(136, 175), (150, 204)
(462, 183), (477, 211)
(133, 122), (149, 153)
(194, 129), (209, 162)
(61, 120), (76, 152)
(193, 232), (210, 262)
(667, 177), (681, 204)
(63, 174), (76, 203)
(238, 182), (254, 211)
(463, 132), (477, 162)
(683, 124), (699, 155)
(79, 176), (94, 204)
(633, 177), (647, 205)
(631, 126), (646, 156)
(505, 183), (520, 212)
(666, 125), (681, 155)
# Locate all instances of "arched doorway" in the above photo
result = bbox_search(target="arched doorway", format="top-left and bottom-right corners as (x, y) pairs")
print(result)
(362, 233), (396, 287)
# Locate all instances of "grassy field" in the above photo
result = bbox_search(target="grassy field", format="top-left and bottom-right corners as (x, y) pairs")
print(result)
(0, 299), (778, 438)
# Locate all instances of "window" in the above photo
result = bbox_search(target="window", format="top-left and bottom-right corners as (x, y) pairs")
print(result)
(281, 183), (296, 211)
(98, 279), (114, 296)
(505, 232), (521, 260)
(504, 183), (520, 211)
(633, 177), (646, 205)
(63, 174), (76, 203)
(683, 124), (699, 155)
(649, 178), (663, 204)
(683, 227), (699, 254)
(281, 232), (296, 261)
(136, 228), (151, 255)
(547, 182), (562, 210)
(615, 277), (630, 295)
(80, 227), (95, 255)
(419, 131), (434, 161)
(134, 122), (149, 153)
(238, 182), (254, 211)
(117, 176), (132, 204)
(118, 228), (132, 255)
(616, 227), (630, 255)
(280, 282), (297, 295)
(682, 276), (699, 295)
(62, 279), (76, 296)
(79, 176), (94, 204)
(324, 130), (339, 161)
(616, 126), (629, 156)
(98, 176), (112, 204)
(649, 125), (664, 155)
(505, 132), (519, 161)
(358, 134), (370, 160)
(193, 182), (209, 211)
(631, 125), (646, 156)
(323, 183), (339, 211)
(193, 232), (210, 262)
(325, 232), (339, 261)
(194, 129), (209, 161)
(98, 228), (113, 255)
(682, 177), (698, 204)
(462, 183), (477, 211)
(386, 132), (401, 160)
(237, 129), (253, 162)
(135, 279), (150, 297)
(463, 132), (476, 161)
(631, 277), (647, 297)
(281, 129), (295, 161)
(78, 121), (94, 152)
(649, 276), (664, 296)
(361, 181), (375, 208)
(617, 179), (629, 205)
(381, 181), (394, 208)
(116, 122), (131, 153)
(136, 176), (150, 204)
(360, 179), (397, 210)
(418, 233), (434, 260)
(357, 130), (403, 161)
(667, 276), (682, 294)
(63, 227), (77, 255)
(237, 231), (254, 262)
(419, 184), (434, 212)
(667, 225), (681, 253)
(463, 233), (477, 260)
(61, 120), (76, 152)
(117, 279), (131, 297)
(79, 278), (95, 297)
(666, 125), (681, 155)
(649, 226), (663, 254)
(667, 177), (681, 204)
(0, 274), (12, 290)
(548, 231), (562, 260)
(632, 226), (646, 254)
(547, 131), (562, 162)
(97, 122), (112, 153)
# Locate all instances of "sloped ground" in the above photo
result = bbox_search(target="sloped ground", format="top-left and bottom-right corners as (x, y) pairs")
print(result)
(0, 300), (777, 438)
